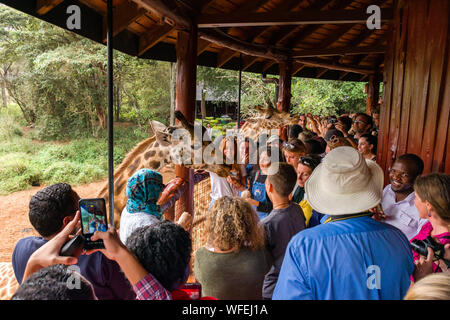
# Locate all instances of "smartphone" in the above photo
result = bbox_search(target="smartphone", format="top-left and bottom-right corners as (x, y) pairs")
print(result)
(180, 283), (202, 300)
(78, 198), (107, 249)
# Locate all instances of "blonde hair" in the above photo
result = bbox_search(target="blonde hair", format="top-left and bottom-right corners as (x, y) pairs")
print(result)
(206, 196), (265, 251)
(414, 173), (450, 222)
(404, 273), (450, 300)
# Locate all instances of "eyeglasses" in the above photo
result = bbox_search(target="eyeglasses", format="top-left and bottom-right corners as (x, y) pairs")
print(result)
(354, 120), (368, 125)
(388, 168), (410, 179)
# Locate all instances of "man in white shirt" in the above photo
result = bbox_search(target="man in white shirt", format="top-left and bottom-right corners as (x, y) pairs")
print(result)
(380, 154), (427, 240)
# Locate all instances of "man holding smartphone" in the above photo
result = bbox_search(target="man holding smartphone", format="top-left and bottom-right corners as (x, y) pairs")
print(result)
(12, 183), (136, 300)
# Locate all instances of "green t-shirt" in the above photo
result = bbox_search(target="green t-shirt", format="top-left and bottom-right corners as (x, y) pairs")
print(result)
(194, 247), (271, 300)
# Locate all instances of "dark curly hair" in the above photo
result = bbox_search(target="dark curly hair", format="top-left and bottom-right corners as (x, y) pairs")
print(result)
(12, 264), (95, 300)
(125, 220), (192, 291)
(29, 183), (79, 237)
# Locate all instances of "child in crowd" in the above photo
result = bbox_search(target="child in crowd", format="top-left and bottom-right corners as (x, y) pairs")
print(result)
(261, 162), (306, 300)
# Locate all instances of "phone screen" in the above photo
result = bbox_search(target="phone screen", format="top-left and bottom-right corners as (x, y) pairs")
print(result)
(79, 198), (107, 249)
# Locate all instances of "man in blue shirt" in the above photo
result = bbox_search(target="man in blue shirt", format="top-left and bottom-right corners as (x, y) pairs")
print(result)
(273, 147), (414, 300)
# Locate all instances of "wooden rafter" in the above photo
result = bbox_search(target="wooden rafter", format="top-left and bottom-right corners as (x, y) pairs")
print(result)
(197, 38), (210, 55)
(316, 68), (329, 78)
(292, 62), (306, 76)
(138, 24), (174, 56)
(196, 9), (393, 28)
(275, 0), (356, 47)
(242, 56), (260, 71)
(102, 1), (147, 42)
(217, 49), (237, 67)
(197, 0), (274, 59)
(36, 0), (64, 15)
(132, 0), (192, 30)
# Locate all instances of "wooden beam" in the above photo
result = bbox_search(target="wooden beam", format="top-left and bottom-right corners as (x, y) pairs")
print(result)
(36, 0), (64, 15)
(292, 46), (386, 58)
(102, 2), (147, 42)
(277, 60), (292, 112)
(295, 58), (376, 75)
(133, 0), (192, 30)
(138, 24), (174, 56)
(198, 28), (289, 61)
(197, 9), (393, 28)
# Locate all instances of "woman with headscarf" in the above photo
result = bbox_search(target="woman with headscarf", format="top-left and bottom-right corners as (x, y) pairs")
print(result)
(119, 168), (165, 244)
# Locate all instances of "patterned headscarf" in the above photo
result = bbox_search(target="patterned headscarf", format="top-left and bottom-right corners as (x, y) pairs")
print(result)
(126, 169), (165, 219)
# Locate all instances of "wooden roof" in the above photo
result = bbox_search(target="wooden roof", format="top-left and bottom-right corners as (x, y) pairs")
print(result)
(1, 0), (394, 81)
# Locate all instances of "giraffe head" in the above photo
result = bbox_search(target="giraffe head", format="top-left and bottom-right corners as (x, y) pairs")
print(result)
(240, 105), (298, 142)
(147, 111), (233, 177)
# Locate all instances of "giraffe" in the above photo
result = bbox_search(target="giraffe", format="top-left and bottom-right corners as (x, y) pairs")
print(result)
(239, 104), (299, 142)
(0, 262), (19, 300)
(96, 110), (234, 226)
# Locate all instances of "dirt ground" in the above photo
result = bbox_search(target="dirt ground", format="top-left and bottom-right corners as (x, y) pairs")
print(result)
(0, 167), (176, 262)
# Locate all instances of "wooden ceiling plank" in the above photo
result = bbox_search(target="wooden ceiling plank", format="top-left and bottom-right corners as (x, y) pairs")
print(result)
(138, 24), (174, 56)
(196, 9), (393, 28)
(36, 0), (64, 15)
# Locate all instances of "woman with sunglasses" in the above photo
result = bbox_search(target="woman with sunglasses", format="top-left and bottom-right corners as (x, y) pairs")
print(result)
(282, 139), (307, 169)
(291, 156), (322, 227)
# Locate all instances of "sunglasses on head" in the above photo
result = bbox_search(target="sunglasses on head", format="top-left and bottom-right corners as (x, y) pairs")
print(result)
(298, 156), (315, 168)
(283, 141), (298, 151)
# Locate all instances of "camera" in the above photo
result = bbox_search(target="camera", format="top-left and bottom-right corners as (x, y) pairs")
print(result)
(328, 117), (338, 124)
(410, 236), (450, 267)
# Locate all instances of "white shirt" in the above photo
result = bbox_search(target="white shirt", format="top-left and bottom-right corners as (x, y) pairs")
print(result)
(381, 184), (428, 240)
(119, 207), (160, 244)
(209, 171), (239, 202)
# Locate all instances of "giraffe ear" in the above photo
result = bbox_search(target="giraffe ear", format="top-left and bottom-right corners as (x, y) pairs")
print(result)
(155, 130), (171, 146)
(149, 120), (167, 136)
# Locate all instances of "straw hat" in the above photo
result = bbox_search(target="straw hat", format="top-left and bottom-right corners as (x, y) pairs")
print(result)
(305, 146), (384, 215)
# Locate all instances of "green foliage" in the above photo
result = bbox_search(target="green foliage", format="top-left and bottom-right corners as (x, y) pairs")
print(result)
(0, 106), (149, 195)
(291, 78), (366, 116)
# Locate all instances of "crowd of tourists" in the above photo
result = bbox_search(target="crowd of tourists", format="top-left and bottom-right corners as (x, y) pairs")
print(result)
(10, 111), (450, 300)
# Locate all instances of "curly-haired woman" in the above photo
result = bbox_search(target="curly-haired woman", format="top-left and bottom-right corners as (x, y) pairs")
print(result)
(193, 196), (271, 300)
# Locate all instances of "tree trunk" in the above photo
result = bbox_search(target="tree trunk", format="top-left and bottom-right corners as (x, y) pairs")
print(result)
(1, 80), (7, 108)
(170, 62), (176, 126)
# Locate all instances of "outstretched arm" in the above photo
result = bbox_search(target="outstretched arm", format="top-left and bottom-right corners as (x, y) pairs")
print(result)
(23, 211), (81, 281)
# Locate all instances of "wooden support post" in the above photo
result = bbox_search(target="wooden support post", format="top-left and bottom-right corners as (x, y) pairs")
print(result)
(277, 60), (292, 141)
(366, 75), (380, 115)
(175, 27), (197, 225)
